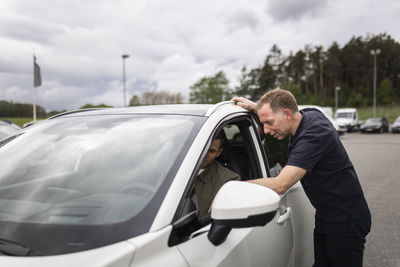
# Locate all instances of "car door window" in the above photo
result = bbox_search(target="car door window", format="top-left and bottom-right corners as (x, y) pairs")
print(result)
(169, 116), (263, 246)
(262, 135), (289, 177)
(217, 121), (261, 181)
(249, 113), (289, 177)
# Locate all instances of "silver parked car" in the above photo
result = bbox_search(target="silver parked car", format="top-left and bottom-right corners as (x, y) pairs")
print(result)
(360, 117), (389, 133)
(0, 103), (314, 266)
(392, 116), (400, 133)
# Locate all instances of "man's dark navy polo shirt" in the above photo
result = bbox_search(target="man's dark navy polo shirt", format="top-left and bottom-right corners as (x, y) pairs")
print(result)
(287, 108), (369, 222)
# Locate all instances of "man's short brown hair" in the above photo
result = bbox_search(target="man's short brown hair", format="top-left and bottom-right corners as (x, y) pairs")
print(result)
(256, 88), (298, 113)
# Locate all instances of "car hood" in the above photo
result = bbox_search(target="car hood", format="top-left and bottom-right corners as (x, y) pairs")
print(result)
(392, 122), (400, 127)
(0, 241), (136, 267)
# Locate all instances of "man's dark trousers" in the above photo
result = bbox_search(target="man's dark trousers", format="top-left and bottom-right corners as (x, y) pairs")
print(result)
(313, 211), (371, 267)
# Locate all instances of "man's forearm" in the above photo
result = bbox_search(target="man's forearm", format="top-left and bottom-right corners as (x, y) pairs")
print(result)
(247, 177), (288, 195)
(247, 165), (307, 195)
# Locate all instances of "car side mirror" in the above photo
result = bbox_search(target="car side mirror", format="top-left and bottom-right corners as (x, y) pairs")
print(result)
(207, 181), (280, 246)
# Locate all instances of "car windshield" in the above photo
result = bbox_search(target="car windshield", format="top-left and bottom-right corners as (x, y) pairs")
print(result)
(0, 114), (204, 255)
(335, 112), (353, 119)
(395, 117), (400, 123)
(0, 124), (20, 140)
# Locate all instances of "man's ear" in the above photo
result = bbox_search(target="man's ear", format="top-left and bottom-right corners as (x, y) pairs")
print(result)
(216, 148), (223, 157)
(283, 109), (293, 120)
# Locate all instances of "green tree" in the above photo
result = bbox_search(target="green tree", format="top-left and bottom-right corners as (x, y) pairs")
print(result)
(129, 91), (183, 106)
(289, 50), (307, 101)
(80, 103), (112, 109)
(258, 58), (277, 96)
(47, 110), (67, 117)
(234, 33), (400, 108)
(325, 42), (342, 98)
(233, 47), (279, 102)
(346, 91), (364, 107)
(189, 71), (232, 104)
(129, 95), (141, 106)
(234, 67), (263, 101)
(0, 100), (46, 117)
(281, 82), (302, 104)
(378, 78), (393, 105)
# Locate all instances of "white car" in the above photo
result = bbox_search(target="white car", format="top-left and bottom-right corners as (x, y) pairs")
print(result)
(298, 105), (345, 136)
(334, 108), (359, 132)
(0, 102), (314, 266)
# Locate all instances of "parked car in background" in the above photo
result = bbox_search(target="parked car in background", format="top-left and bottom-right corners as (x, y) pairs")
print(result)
(299, 105), (345, 135)
(22, 120), (39, 128)
(391, 116), (400, 133)
(0, 103), (315, 266)
(0, 119), (21, 140)
(319, 106), (333, 118)
(334, 108), (359, 132)
(360, 117), (389, 133)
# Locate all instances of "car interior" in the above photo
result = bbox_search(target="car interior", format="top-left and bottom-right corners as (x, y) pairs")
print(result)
(216, 122), (260, 181)
(169, 117), (263, 246)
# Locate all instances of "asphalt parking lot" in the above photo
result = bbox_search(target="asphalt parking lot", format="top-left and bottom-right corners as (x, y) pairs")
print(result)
(341, 132), (400, 267)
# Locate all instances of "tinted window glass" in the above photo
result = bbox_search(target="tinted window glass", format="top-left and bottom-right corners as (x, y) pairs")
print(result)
(335, 112), (353, 119)
(366, 118), (380, 123)
(262, 135), (289, 176)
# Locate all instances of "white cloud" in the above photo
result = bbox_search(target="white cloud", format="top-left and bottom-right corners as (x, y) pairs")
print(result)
(226, 9), (260, 33)
(266, 0), (329, 22)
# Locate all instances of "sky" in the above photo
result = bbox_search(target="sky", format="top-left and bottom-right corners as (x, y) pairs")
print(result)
(1, 0), (399, 112)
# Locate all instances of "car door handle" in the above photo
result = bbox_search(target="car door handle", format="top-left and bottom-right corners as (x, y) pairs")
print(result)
(277, 207), (292, 224)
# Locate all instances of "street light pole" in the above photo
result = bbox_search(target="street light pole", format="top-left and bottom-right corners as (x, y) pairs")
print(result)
(335, 86), (340, 111)
(122, 54), (130, 107)
(319, 54), (327, 104)
(370, 49), (380, 117)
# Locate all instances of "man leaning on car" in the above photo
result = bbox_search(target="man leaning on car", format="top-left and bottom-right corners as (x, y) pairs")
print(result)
(233, 88), (371, 267)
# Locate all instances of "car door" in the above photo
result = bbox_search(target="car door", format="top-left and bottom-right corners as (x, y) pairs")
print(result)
(260, 117), (315, 266)
(174, 116), (294, 266)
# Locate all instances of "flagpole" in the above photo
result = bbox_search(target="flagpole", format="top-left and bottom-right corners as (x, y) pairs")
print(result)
(33, 55), (36, 122)
(33, 54), (41, 121)
(33, 89), (37, 121)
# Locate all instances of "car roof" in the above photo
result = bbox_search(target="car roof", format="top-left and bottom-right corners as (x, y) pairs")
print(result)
(0, 119), (21, 129)
(366, 117), (384, 120)
(49, 101), (244, 119)
(335, 108), (357, 113)
(298, 105), (324, 112)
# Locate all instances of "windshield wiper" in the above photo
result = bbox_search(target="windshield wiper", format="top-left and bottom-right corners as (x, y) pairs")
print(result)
(0, 238), (43, 256)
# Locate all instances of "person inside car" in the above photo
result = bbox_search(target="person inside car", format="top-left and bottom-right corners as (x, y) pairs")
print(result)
(195, 130), (240, 215)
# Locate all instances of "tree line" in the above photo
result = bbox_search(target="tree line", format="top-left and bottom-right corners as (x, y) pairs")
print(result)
(127, 33), (400, 108)
(190, 33), (400, 107)
(0, 101), (111, 118)
(0, 100), (47, 118)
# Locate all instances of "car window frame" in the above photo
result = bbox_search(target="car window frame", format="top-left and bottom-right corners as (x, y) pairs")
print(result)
(168, 114), (265, 246)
